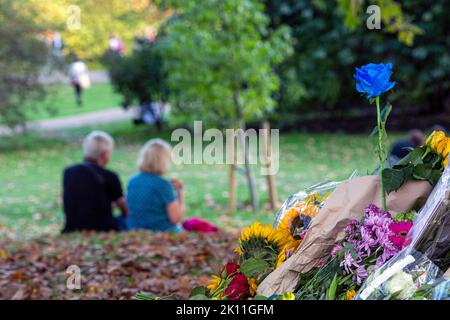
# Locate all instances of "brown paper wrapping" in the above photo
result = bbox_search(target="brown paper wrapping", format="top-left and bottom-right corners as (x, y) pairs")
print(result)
(256, 175), (433, 296)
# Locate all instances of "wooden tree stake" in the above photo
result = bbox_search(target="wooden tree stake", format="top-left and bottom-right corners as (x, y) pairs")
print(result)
(228, 134), (237, 213)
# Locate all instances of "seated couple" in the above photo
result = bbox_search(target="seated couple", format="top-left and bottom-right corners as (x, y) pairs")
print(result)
(62, 131), (216, 233)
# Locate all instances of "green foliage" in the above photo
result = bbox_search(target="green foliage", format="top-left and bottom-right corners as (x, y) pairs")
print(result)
(162, 0), (292, 125)
(0, 0), (48, 126)
(393, 210), (416, 222)
(263, 0), (450, 117)
(337, 0), (424, 46)
(240, 258), (270, 281)
(383, 145), (443, 194)
(106, 41), (169, 106)
(22, 0), (170, 63)
(189, 286), (208, 298)
(325, 273), (338, 300)
(134, 292), (171, 300)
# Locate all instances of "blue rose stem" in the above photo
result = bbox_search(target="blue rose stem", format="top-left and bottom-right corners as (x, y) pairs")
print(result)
(376, 96), (387, 211)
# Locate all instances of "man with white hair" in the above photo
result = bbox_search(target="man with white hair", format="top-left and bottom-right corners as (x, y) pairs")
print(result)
(62, 131), (128, 232)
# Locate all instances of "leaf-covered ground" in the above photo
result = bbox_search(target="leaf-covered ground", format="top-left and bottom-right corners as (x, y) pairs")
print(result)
(0, 231), (237, 300)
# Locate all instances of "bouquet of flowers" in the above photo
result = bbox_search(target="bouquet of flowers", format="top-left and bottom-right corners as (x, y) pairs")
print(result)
(190, 261), (258, 300)
(193, 190), (328, 300)
(355, 164), (450, 300)
(355, 249), (448, 300)
(295, 204), (414, 300)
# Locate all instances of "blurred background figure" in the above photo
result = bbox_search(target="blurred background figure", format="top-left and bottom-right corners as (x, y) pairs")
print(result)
(50, 32), (65, 69)
(68, 57), (90, 106)
(144, 27), (157, 42)
(62, 131), (128, 233)
(108, 34), (125, 56)
(390, 129), (425, 165)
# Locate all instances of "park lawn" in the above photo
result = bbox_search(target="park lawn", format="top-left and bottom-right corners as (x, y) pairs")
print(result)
(23, 83), (123, 121)
(0, 121), (383, 240)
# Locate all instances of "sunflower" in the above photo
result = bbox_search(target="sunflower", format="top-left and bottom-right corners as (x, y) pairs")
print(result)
(207, 274), (222, 293)
(236, 222), (286, 269)
(275, 193), (326, 267)
(248, 278), (258, 296)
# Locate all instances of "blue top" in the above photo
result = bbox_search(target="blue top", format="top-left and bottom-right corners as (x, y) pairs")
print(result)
(126, 172), (177, 231)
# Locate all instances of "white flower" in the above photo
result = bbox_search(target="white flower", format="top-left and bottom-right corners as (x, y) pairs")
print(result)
(385, 271), (417, 299)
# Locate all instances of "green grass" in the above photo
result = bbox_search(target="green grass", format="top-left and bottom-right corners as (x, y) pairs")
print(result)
(0, 121), (395, 240)
(23, 83), (123, 121)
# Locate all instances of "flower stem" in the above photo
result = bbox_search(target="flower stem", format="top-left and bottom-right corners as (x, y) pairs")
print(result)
(376, 96), (387, 211)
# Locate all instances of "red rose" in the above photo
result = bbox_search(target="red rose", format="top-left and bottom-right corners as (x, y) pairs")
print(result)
(222, 262), (239, 277)
(224, 273), (249, 300)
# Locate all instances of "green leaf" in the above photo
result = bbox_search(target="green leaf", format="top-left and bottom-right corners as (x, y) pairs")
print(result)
(189, 286), (207, 298)
(380, 103), (392, 124)
(382, 168), (405, 194)
(394, 147), (425, 167)
(326, 273), (338, 300)
(370, 125), (378, 137)
(403, 163), (414, 179)
(240, 258), (270, 278)
(428, 169), (442, 185)
(253, 295), (268, 300)
(413, 163), (433, 180)
(189, 294), (210, 300)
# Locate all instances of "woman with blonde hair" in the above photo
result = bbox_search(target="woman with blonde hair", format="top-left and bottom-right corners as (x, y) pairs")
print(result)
(126, 139), (185, 232)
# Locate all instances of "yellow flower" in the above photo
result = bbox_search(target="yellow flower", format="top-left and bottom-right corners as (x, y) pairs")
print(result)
(280, 292), (296, 300)
(427, 131), (446, 152)
(438, 138), (450, 158)
(346, 290), (356, 300)
(425, 131), (450, 169)
(248, 278), (258, 296)
(238, 222), (284, 247)
(207, 275), (221, 293)
(274, 194), (324, 267)
(436, 137), (449, 155)
(236, 222), (287, 269)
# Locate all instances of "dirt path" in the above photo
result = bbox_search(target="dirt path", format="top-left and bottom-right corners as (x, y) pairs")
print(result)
(0, 107), (137, 136)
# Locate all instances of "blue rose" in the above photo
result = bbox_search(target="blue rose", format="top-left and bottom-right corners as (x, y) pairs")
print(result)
(354, 63), (396, 99)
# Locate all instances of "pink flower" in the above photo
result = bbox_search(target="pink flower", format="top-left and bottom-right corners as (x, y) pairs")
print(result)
(331, 245), (344, 258)
(389, 221), (413, 250)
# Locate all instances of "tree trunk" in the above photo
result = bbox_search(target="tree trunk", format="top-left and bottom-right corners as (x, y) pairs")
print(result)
(228, 135), (237, 213)
(233, 89), (258, 210)
(239, 119), (258, 210)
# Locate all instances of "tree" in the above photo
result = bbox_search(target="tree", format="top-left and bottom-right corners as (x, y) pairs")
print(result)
(21, 0), (171, 63)
(162, 0), (291, 210)
(336, 0), (423, 46)
(0, 0), (49, 127)
(106, 40), (169, 107)
(263, 0), (450, 119)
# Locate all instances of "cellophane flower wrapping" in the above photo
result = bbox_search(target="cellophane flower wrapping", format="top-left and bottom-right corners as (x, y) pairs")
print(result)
(355, 249), (448, 300)
(273, 171), (358, 228)
(355, 163), (450, 300)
